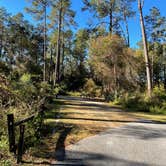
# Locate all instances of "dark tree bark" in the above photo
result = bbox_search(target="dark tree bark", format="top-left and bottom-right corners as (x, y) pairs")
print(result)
(124, 14), (130, 47)
(43, 2), (47, 82)
(164, 65), (166, 89)
(55, 0), (62, 85)
(109, 2), (113, 34)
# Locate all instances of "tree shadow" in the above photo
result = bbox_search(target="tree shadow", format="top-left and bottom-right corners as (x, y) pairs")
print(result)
(55, 126), (72, 161)
(22, 123), (74, 165)
(23, 149), (153, 166)
(54, 150), (151, 166)
(22, 122), (166, 165)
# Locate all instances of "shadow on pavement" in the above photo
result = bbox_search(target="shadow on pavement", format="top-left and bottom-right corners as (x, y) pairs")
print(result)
(54, 150), (150, 166)
(22, 148), (160, 166)
(55, 126), (72, 161)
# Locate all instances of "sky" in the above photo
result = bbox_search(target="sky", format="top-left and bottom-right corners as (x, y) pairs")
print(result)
(0, 0), (165, 48)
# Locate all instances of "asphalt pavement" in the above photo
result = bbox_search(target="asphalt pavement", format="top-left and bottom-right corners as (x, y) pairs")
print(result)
(55, 122), (166, 166)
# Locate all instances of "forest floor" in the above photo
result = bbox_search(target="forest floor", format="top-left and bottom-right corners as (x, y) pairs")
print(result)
(21, 96), (166, 165)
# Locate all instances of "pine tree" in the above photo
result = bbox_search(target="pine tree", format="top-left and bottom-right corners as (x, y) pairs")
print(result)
(25, 0), (50, 82)
(82, 0), (119, 34)
(138, 0), (152, 97)
(49, 0), (76, 84)
(118, 0), (136, 46)
(145, 7), (166, 88)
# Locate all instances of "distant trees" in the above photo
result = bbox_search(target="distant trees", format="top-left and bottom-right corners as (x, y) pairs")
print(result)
(49, 0), (76, 84)
(145, 7), (166, 88)
(25, 0), (50, 81)
(82, 0), (119, 33)
(82, 0), (136, 43)
(58, 29), (89, 91)
(118, 0), (136, 46)
(0, 8), (43, 76)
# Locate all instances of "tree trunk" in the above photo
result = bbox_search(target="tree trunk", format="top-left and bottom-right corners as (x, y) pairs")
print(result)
(113, 57), (118, 99)
(0, 24), (3, 58)
(49, 45), (53, 84)
(138, 0), (152, 97)
(124, 14), (130, 47)
(61, 33), (65, 80)
(151, 47), (154, 88)
(55, 1), (62, 85)
(164, 65), (166, 89)
(43, 3), (47, 82)
(109, 2), (113, 34)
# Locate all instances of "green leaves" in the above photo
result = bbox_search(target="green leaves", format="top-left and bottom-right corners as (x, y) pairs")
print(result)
(20, 73), (31, 84)
(145, 6), (166, 42)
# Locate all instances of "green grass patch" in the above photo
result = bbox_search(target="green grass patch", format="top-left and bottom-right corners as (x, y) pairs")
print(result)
(130, 112), (166, 123)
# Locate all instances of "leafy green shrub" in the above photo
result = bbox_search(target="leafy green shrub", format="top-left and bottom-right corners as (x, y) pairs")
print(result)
(58, 83), (68, 95)
(83, 79), (102, 98)
(147, 85), (166, 114)
(120, 85), (166, 114)
(11, 73), (37, 105)
(53, 86), (61, 96)
(151, 105), (166, 114)
(94, 88), (102, 98)
(120, 93), (151, 112)
(149, 102), (166, 114)
(0, 75), (18, 108)
(38, 81), (51, 97)
(153, 85), (166, 99)
(0, 116), (13, 166)
(104, 91), (114, 102)
(24, 114), (44, 148)
(151, 85), (166, 105)
(67, 91), (81, 97)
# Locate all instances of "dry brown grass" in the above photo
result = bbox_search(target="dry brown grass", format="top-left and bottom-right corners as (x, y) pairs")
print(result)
(22, 98), (137, 165)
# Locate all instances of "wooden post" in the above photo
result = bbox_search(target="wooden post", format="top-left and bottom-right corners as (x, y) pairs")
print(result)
(17, 125), (25, 164)
(7, 114), (16, 153)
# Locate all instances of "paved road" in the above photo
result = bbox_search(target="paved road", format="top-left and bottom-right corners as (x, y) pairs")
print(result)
(55, 122), (166, 166)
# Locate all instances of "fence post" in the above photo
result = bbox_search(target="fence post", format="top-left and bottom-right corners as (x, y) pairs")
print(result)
(17, 125), (25, 164)
(7, 114), (16, 153)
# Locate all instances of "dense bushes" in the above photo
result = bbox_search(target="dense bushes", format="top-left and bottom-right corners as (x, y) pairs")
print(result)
(150, 85), (166, 114)
(0, 73), (60, 165)
(82, 79), (102, 98)
(120, 85), (166, 114)
(67, 79), (102, 98)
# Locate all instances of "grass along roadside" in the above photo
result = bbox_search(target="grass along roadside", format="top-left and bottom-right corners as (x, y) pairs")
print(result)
(109, 101), (166, 123)
(22, 98), (137, 165)
(129, 112), (166, 123)
(23, 98), (166, 165)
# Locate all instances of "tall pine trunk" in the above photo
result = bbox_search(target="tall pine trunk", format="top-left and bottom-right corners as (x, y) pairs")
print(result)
(0, 23), (4, 59)
(43, 2), (47, 82)
(55, 1), (62, 85)
(109, 2), (113, 34)
(164, 65), (166, 89)
(124, 14), (130, 47)
(49, 45), (53, 84)
(109, 1), (118, 98)
(61, 32), (65, 80)
(138, 0), (152, 97)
